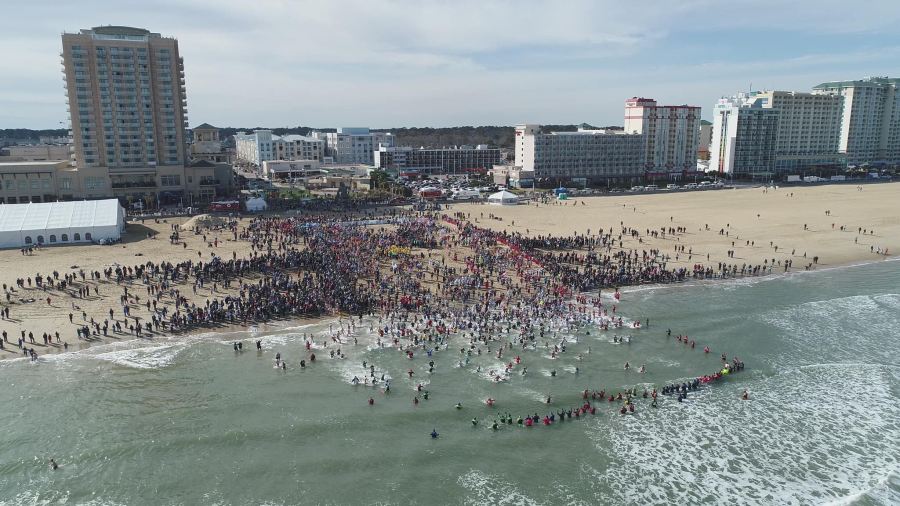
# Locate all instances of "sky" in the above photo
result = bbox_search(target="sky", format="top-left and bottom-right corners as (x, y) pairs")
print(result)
(3, 0), (900, 129)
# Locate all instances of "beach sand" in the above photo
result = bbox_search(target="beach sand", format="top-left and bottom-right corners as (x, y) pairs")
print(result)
(0, 215), (256, 357)
(451, 183), (899, 270)
(1, 183), (897, 359)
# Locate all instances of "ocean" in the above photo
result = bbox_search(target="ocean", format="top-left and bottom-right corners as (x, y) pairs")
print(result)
(1, 260), (898, 505)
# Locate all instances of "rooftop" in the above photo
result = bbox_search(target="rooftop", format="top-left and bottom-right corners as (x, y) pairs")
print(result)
(813, 76), (900, 89)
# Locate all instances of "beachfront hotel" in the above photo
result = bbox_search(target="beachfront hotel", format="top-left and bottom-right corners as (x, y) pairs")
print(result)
(514, 124), (645, 184)
(512, 97), (701, 185)
(709, 94), (779, 178)
(813, 77), (900, 167)
(623, 98), (701, 176)
(373, 145), (502, 175)
(755, 90), (845, 174)
(709, 90), (844, 176)
(61, 25), (215, 204)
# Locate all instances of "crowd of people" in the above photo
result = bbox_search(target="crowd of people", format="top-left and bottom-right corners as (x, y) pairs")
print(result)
(2, 205), (758, 433)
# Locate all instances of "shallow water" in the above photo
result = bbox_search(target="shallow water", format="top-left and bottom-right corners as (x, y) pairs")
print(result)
(1, 261), (898, 505)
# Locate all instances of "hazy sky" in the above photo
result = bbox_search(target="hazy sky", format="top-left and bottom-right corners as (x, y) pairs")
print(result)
(3, 0), (900, 129)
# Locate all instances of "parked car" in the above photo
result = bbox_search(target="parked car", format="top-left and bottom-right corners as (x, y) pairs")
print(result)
(644, 184), (659, 191)
(630, 186), (644, 192)
(666, 184), (679, 190)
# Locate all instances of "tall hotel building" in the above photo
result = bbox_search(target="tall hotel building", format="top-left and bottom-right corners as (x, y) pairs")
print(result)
(813, 77), (900, 166)
(709, 90), (843, 177)
(709, 93), (779, 178)
(624, 98), (700, 175)
(61, 26), (203, 202)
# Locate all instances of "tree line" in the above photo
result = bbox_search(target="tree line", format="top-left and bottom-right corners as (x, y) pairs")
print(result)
(3, 124), (623, 150)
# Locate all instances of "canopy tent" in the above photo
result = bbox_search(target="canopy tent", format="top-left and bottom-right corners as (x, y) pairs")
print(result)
(487, 190), (519, 205)
(245, 197), (268, 212)
(0, 199), (125, 248)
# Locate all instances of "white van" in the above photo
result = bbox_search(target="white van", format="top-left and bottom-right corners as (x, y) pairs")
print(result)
(644, 184), (659, 191)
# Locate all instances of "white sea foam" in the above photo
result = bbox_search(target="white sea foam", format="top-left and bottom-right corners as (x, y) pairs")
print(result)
(759, 293), (900, 367)
(581, 363), (900, 505)
(457, 469), (543, 506)
(92, 343), (185, 369)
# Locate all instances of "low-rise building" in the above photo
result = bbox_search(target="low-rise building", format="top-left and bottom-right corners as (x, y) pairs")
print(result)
(190, 123), (230, 164)
(0, 144), (71, 162)
(515, 124), (645, 184)
(234, 130), (325, 167)
(262, 160), (322, 180)
(374, 145), (501, 174)
(315, 128), (394, 165)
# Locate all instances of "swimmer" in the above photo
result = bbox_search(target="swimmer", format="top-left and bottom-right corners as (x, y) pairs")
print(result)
(471, 417), (478, 426)
(430, 429), (439, 439)
(455, 402), (463, 409)
(741, 389), (749, 400)
(50, 458), (59, 470)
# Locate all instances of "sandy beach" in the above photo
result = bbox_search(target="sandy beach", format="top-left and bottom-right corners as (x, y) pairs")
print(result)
(1, 182), (897, 359)
(452, 182), (899, 270)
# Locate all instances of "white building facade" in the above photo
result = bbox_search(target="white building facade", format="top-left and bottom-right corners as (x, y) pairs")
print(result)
(752, 90), (844, 173)
(624, 98), (700, 176)
(709, 94), (779, 178)
(514, 124), (645, 183)
(813, 76), (900, 166)
(234, 130), (324, 167)
(317, 128), (394, 165)
(374, 145), (501, 174)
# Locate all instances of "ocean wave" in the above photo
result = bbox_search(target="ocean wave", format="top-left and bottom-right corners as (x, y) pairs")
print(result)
(581, 363), (900, 505)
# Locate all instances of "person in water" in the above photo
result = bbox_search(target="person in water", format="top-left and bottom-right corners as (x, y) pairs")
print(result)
(431, 429), (439, 439)
(50, 458), (59, 470)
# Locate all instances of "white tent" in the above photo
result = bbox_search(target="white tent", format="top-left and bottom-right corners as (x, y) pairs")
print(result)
(487, 190), (519, 205)
(0, 199), (125, 249)
(245, 197), (268, 212)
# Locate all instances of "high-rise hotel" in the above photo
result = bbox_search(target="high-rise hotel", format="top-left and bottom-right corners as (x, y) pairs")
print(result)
(61, 26), (212, 203)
